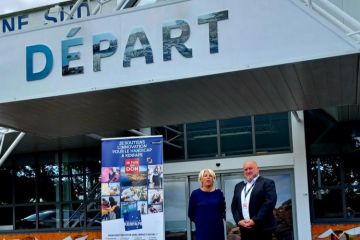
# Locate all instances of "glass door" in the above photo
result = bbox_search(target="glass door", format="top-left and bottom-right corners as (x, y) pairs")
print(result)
(189, 176), (220, 240)
(222, 171), (296, 240)
(164, 176), (187, 240)
(164, 169), (297, 240)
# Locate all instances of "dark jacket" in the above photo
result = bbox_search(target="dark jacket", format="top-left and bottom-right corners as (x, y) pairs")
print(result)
(231, 176), (277, 231)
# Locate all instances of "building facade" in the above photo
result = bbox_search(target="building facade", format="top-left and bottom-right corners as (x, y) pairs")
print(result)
(0, 0), (360, 240)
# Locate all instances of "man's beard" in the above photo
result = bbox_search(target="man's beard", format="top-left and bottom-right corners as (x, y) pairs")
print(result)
(245, 176), (254, 182)
(245, 174), (258, 182)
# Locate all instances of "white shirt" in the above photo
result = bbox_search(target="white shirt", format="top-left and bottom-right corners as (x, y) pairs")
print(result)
(241, 175), (259, 221)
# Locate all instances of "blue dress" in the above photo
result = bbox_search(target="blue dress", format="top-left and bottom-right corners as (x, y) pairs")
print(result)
(188, 188), (226, 240)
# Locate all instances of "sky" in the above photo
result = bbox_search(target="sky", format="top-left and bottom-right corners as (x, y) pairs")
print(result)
(0, 0), (69, 15)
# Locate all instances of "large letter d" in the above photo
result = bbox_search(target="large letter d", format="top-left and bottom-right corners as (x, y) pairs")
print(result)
(26, 45), (53, 81)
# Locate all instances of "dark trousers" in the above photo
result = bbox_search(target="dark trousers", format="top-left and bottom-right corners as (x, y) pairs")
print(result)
(240, 227), (273, 240)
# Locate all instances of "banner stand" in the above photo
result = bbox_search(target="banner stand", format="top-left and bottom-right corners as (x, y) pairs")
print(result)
(101, 136), (164, 240)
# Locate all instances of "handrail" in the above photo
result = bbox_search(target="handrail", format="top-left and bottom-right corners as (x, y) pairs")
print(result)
(87, 211), (101, 227)
(63, 181), (101, 228)
(70, 191), (101, 227)
(87, 181), (102, 199)
(302, 0), (360, 42)
(0, 132), (26, 168)
(312, 3), (360, 42)
(316, 0), (360, 31)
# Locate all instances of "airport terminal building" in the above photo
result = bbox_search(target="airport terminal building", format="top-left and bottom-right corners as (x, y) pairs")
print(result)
(0, 0), (360, 239)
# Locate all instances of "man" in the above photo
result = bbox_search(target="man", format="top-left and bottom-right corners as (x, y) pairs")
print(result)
(231, 161), (277, 240)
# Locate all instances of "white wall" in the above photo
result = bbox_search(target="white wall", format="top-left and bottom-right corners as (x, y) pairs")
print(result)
(291, 111), (312, 240)
(0, 0), (358, 104)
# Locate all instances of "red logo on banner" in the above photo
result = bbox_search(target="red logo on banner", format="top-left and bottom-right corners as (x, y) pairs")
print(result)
(125, 159), (140, 174)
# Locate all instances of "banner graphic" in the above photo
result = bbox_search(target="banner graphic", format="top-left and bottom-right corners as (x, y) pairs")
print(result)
(101, 136), (164, 240)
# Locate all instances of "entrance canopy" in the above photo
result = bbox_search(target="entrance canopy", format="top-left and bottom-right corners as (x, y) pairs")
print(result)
(0, 0), (359, 137)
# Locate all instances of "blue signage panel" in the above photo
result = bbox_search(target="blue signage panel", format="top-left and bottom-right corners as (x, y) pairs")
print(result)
(101, 136), (164, 240)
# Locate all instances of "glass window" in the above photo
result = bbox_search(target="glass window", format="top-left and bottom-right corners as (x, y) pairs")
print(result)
(310, 157), (341, 187)
(0, 207), (13, 230)
(0, 160), (13, 205)
(154, 125), (185, 161)
(85, 148), (101, 174)
(86, 175), (101, 199)
(14, 155), (36, 203)
(164, 177), (187, 240)
(38, 177), (60, 202)
(345, 188), (360, 219)
(266, 174), (294, 240)
(3, 148), (105, 232)
(305, 110), (340, 156)
(306, 110), (360, 222)
(62, 176), (84, 201)
(341, 123), (360, 154)
(62, 151), (83, 175)
(38, 152), (59, 177)
(15, 206), (36, 230)
(187, 121), (218, 159)
(62, 204), (84, 228)
(223, 174), (241, 224)
(38, 205), (61, 229)
(220, 117), (252, 156)
(255, 113), (290, 153)
(86, 200), (101, 227)
(343, 156), (360, 186)
(312, 189), (343, 219)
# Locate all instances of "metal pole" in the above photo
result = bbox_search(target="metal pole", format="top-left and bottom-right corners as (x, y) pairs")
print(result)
(292, 111), (301, 122)
(114, 0), (128, 10)
(87, 0), (92, 15)
(128, 129), (147, 136)
(92, 3), (101, 15)
(0, 132), (26, 167)
(162, 126), (181, 135)
(64, 0), (84, 20)
(0, 133), (5, 155)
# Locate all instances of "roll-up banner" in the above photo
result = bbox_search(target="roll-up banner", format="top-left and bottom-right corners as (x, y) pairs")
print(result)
(101, 136), (164, 240)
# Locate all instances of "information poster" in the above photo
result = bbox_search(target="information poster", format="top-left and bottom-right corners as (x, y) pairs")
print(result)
(101, 136), (164, 240)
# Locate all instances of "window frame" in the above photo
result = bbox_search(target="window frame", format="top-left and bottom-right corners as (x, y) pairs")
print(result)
(308, 154), (360, 224)
(160, 112), (293, 163)
(305, 110), (360, 224)
(0, 147), (101, 233)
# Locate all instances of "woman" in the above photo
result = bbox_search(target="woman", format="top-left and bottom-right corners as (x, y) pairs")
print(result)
(188, 169), (226, 240)
(108, 168), (114, 184)
(110, 169), (120, 182)
(109, 196), (120, 219)
(152, 166), (160, 187)
(101, 198), (117, 220)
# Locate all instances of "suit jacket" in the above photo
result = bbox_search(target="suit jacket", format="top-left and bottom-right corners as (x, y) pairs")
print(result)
(231, 176), (277, 231)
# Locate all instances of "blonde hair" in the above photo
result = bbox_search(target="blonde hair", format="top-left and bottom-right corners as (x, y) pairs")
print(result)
(198, 169), (216, 184)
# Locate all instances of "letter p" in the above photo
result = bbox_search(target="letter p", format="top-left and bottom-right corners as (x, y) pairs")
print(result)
(26, 44), (53, 81)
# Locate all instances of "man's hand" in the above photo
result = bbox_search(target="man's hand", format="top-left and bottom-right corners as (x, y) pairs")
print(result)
(238, 219), (256, 228)
(244, 219), (256, 228)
